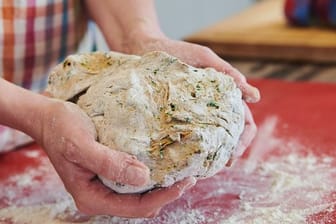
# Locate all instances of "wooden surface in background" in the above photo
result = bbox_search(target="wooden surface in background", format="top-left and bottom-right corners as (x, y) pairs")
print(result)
(228, 59), (336, 83)
(185, 0), (336, 63)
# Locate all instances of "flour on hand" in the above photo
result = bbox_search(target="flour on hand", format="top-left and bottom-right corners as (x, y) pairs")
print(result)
(46, 51), (244, 193)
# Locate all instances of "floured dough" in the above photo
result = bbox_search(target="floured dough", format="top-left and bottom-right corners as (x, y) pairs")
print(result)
(47, 51), (244, 193)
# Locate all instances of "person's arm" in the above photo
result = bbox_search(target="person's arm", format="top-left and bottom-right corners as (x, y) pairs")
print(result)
(0, 79), (36, 152)
(0, 78), (195, 217)
(84, 0), (260, 160)
(83, 0), (259, 101)
(0, 79), (46, 137)
(83, 0), (164, 52)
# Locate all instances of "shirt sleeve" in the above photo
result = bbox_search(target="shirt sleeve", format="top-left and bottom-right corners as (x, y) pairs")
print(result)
(0, 125), (33, 153)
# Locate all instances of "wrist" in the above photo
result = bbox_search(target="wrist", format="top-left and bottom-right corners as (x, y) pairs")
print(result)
(85, 0), (167, 54)
(0, 79), (52, 141)
(13, 94), (53, 142)
(120, 27), (167, 55)
(27, 97), (58, 143)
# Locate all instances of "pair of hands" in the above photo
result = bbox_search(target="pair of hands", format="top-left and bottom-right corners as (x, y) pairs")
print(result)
(39, 37), (260, 218)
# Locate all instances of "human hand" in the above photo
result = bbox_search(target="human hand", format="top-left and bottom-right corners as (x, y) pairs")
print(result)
(35, 99), (196, 218)
(123, 36), (260, 159)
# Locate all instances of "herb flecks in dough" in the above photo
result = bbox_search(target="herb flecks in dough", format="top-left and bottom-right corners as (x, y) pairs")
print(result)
(207, 101), (220, 109)
(47, 51), (244, 194)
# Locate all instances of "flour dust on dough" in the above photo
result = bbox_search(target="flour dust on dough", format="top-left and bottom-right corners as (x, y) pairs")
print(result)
(47, 51), (244, 193)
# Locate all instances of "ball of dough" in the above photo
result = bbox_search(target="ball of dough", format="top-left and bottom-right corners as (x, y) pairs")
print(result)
(47, 51), (244, 193)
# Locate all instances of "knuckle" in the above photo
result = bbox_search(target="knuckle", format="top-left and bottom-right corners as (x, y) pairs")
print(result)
(223, 66), (246, 81)
(199, 46), (213, 57)
(97, 150), (116, 178)
(62, 140), (79, 163)
(223, 66), (236, 76)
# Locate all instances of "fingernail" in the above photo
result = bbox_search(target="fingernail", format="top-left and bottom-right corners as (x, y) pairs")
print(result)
(245, 86), (260, 103)
(125, 166), (150, 186)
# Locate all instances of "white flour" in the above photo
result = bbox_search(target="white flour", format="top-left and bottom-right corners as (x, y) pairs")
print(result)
(0, 116), (336, 224)
(222, 153), (336, 224)
(220, 116), (336, 224)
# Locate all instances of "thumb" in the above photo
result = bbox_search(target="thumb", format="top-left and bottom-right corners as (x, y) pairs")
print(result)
(64, 140), (150, 187)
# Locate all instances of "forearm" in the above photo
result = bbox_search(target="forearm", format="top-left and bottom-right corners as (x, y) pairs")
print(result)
(84, 0), (165, 52)
(0, 79), (47, 139)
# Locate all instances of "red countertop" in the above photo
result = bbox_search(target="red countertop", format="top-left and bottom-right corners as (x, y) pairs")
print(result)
(1, 79), (336, 223)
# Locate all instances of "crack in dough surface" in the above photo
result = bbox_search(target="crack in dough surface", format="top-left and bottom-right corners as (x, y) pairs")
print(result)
(47, 51), (244, 193)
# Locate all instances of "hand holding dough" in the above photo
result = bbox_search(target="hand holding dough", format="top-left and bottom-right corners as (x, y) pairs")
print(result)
(47, 51), (244, 193)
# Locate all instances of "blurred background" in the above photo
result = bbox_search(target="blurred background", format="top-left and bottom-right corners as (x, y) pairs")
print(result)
(94, 0), (336, 82)
(155, 0), (253, 39)
(95, 0), (255, 48)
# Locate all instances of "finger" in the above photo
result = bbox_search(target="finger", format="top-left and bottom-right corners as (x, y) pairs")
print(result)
(194, 46), (260, 103)
(137, 177), (197, 215)
(62, 137), (150, 187)
(222, 65), (260, 104)
(233, 102), (257, 158)
(105, 177), (196, 218)
(210, 54), (260, 103)
(73, 176), (196, 218)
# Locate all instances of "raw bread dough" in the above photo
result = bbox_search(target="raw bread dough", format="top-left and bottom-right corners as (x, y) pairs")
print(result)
(47, 51), (244, 193)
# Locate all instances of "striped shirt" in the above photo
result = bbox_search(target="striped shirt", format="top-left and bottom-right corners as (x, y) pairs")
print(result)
(0, 0), (93, 152)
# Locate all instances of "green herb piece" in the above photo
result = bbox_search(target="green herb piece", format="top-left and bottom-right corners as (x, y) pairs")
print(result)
(196, 84), (201, 91)
(207, 101), (219, 109)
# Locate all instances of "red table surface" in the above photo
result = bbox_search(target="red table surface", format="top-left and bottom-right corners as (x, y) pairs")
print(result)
(0, 79), (336, 223)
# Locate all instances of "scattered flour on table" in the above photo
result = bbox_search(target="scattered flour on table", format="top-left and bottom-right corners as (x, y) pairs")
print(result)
(0, 199), (206, 224)
(23, 149), (41, 158)
(221, 116), (336, 224)
(222, 153), (336, 224)
(0, 149), (66, 207)
(1, 116), (336, 224)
